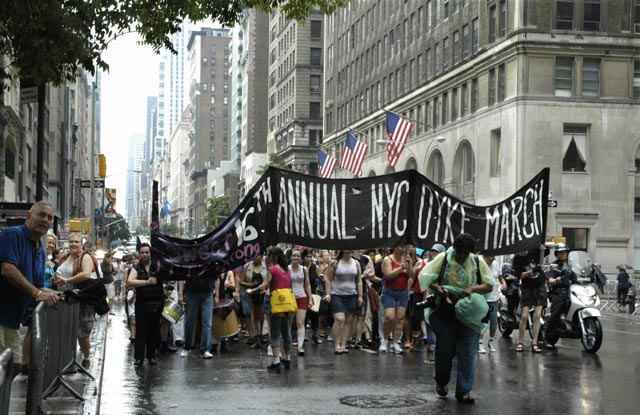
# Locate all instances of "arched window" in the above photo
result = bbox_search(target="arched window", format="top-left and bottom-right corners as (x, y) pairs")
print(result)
(368, 169), (376, 177)
(453, 140), (475, 201)
(427, 150), (445, 187)
(405, 157), (417, 171)
(385, 165), (395, 175)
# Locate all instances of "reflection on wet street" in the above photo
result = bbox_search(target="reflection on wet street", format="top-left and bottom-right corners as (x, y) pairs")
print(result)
(100, 302), (640, 414)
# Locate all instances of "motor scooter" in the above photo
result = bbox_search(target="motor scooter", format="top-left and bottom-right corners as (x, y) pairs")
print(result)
(544, 250), (603, 353)
(497, 294), (546, 341)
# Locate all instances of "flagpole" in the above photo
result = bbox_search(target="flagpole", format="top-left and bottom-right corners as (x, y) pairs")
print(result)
(384, 108), (431, 130)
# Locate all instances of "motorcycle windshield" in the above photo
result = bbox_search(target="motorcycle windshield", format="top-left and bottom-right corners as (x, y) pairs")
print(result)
(568, 251), (592, 284)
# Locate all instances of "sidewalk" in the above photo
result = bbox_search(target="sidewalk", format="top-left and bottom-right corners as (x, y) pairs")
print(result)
(8, 312), (109, 414)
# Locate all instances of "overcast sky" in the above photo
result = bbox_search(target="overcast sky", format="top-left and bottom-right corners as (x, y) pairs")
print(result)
(100, 34), (159, 216)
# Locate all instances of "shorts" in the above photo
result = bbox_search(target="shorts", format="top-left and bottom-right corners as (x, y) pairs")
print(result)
(106, 283), (116, 300)
(0, 324), (22, 364)
(330, 294), (358, 315)
(239, 288), (251, 316)
(78, 303), (96, 338)
(296, 296), (309, 310)
(520, 284), (548, 307)
(381, 288), (409, 309)
(487, 301), (499, 331)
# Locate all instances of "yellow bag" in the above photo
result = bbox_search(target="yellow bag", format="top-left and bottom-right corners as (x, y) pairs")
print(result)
(270, 288), (298, 314)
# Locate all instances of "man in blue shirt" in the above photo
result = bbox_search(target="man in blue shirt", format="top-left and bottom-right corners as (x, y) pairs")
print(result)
(0, 201), (61, 377)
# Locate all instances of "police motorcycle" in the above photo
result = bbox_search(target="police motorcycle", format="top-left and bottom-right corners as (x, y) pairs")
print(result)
(544, 250), (603, 353)
(497, 264), (546, 341)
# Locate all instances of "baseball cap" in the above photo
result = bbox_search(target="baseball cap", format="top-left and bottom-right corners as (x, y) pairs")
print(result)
(429, 244), (446, 253)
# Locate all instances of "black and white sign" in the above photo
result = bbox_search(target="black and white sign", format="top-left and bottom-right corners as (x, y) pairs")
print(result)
(80, 179), (105, 188)
(151, 168), (549, 281)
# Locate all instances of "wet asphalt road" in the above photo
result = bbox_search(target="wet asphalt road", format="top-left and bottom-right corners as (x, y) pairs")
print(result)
(100, 304), (639, 415)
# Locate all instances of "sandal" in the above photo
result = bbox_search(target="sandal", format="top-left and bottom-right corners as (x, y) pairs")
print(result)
(515, 343), (523, 352)
(531, 344), (542, 353)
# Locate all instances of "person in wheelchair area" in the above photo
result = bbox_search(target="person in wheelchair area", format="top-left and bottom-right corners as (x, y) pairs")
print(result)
(544, 243), (572, 350)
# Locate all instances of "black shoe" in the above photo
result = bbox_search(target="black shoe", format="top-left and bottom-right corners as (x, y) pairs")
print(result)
(544, 343), (557, 351)
(282, 359), (291, 370)
(267, 362), (281, 373)
(220, 342), (229, 352)
(148, 358), (157, 365)
(161, 343), (178, 353)
(456, 393), (475, 404)
(312, 335), (322, 344)
(81, 358), (91, 369)
(134, 359), (144, 367)
(436, 384), (448, 397)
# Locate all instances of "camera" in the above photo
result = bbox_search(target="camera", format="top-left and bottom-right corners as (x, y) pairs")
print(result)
(415, 295), (438, 310)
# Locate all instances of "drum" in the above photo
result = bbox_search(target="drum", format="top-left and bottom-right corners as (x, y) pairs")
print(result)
(309, 294), (322, 313)
(212, 298), (240, 338)
(162, 300), (184, 324)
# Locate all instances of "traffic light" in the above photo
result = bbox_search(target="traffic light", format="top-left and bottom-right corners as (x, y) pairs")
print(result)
(97, 153), (106, 178)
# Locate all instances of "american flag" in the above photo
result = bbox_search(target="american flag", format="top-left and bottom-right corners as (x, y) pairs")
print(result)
(340, 132), (368, 176)
(317, 149), (336, 178)
(385, 111), (413, 167)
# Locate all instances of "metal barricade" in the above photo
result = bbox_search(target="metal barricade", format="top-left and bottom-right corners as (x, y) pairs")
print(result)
(0, 348), (13, 415)
(26, 301), (93, 415)
(598, 279), (618, 313)
(631, 281), (640, 319)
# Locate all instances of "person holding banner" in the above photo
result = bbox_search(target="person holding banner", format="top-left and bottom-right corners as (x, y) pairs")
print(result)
(250, 247), (294, 373)
(379, 246), (415, 354)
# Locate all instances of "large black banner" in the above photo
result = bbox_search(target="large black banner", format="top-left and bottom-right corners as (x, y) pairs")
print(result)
(151, 168), (549, 280)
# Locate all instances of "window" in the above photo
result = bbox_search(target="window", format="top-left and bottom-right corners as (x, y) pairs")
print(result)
(462, 25), (469, 60)
(488, 68), (496, 106)
(410, 59), (416, 89)
(490, 129), (501, 176)
(582, 58), (600, 97)
(563, 228), (588, 250)
(472, 18), (479, 53)
(443, 37), (449, 71)
(310, 48), (322, 65)
(426, 0), (432, 31)
(417, 54), (423, 84)
(5, 147), (15, 179)
(453, 31), (459, 65)
(583, 0), (600, 31)
(461, 83), (468, 116)
(556, 0), (574, 30)
(498, 63), (506, 102)
(428, 150), (445, 187)
(442, 93), (448, 125)
(433, 97), (439, 128)
(562, 125), (588, 172)
(310, 75), (321, 94)
(471, 78), (478, 112)
(426, 48), (432, 79)
(311, 21), (322, 38)
(635, 0), (640, 33)
(309, 102), (321, 119)
(435, 43), (441, 75)
(489, 4), (497, 43)
(499, 1), (507, 37)
(555, 57), (574, 96)
(452, 88), (458, 120)
(634, 61), (640, 99)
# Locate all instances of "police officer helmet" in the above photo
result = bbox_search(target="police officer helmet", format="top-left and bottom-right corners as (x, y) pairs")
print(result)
(555, 243), (569, 254)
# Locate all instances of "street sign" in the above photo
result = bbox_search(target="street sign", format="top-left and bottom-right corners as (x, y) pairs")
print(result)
(80, 179), (105, 188)
(548, 200), (558, 208)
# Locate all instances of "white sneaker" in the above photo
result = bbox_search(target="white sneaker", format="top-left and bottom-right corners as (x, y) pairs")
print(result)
(267, 344), (273, 356)
(478, 342), (487, 354)
(488, 340), (497, 352)
(392, 343), (404, 354)
(326, 335), (333, 342)
(180, 350), (189, 358)
(379, 340), (388, 353)
(201, 351), (213, 359)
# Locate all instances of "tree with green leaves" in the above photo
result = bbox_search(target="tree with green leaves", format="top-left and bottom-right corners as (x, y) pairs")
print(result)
(161, 223), (181, 237)
(205, 196), (232, 232)
(107, 213), (131, 243)
(0, 0), (350, 87)
(257, 152), (290, 175)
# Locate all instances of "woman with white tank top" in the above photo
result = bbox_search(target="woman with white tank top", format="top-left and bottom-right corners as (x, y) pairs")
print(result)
(289, 249), (313, 356)
(325, 250), (363, 354)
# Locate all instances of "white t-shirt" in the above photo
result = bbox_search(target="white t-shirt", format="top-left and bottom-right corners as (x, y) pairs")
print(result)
(487, 261), (501, 302)
(290, 265), (307, 299)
